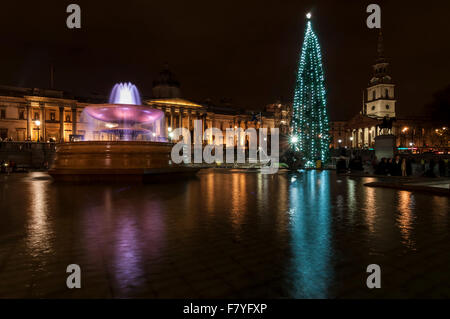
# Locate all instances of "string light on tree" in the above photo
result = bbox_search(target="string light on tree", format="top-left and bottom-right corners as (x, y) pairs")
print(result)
(290, 12), (330, 167)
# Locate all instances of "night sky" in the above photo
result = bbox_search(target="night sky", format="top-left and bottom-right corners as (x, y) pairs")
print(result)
(0, 0), (449, 120)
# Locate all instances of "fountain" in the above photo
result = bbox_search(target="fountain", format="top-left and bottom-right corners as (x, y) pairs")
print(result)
(48, 82), (198, 182)
(83, 83), (165, 142)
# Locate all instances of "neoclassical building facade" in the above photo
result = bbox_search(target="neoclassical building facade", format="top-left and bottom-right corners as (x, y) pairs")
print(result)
(0, 68), (290, 147)
(0, 85), (85, 142)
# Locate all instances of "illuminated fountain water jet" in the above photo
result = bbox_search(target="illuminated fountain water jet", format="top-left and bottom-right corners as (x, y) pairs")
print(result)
(109, 82), (142, 105)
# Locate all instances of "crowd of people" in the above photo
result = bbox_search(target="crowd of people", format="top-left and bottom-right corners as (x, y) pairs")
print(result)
(0, 137), (15, 142)
(337, 153), (449, 177)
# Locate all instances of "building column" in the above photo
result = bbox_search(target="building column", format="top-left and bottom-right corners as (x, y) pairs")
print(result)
(26, 103), (32, 140)
(178, 108), (183, 129)
(201, 113), (206, 138)
(39, 102), (46, 141)
(187, 109), (192, 131)
(165, 108), (170, 135)
(170, 107), (174, 130)
(59, 106), (65, 142)
(71, 105), (77, 138)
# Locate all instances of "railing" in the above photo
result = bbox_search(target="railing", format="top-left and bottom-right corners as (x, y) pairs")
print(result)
(0, 141), (57, 151)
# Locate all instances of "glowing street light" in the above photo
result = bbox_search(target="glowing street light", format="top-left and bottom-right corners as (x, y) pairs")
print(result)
(306, 12), (312, 19)
(34, 120), (41, 142)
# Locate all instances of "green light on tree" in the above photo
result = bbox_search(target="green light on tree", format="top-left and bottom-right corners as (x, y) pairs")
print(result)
(290, 13), (330, 168)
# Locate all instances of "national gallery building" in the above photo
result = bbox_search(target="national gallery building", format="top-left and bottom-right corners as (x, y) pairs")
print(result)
(0, 67), (291, 146)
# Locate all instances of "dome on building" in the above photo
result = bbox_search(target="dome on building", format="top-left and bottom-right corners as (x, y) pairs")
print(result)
(152, 64), (181, 99)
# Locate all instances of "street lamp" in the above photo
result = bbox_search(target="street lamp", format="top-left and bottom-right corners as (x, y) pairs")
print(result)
(34, 120), (41, 142)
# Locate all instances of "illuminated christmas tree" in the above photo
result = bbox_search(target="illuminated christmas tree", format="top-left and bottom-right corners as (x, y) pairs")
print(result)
(290, 13), (330, 167)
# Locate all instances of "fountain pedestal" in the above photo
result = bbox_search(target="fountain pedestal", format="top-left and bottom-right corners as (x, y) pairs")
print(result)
(48, 141), (199, 182)
(374, 134), (396, 159)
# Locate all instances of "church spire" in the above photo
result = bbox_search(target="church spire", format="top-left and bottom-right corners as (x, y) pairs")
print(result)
(365, 28), (396, 119)
(377, 30), (384, 60)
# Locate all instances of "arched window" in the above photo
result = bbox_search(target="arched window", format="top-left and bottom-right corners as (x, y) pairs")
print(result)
(385, 89), (389, 98)
(372, 91), (376, 100)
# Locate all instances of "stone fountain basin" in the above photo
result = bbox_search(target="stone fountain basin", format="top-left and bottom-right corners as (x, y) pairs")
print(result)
(48, 141), (198, 182)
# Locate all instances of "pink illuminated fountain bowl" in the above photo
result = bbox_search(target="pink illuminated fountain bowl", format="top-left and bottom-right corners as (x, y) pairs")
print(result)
(84, 104), (164, 125)
(49, 82), (199, 182)
(84, 103), (165, 141)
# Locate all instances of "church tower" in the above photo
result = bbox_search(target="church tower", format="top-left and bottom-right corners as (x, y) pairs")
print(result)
(364, 31), (396, 119)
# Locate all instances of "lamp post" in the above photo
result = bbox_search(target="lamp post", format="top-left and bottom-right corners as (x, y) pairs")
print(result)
(402, 127), (409, 147)
(34, 120), (41, 142)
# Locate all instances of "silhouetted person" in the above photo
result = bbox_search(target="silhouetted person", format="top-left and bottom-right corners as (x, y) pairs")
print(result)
(336, 157), (347, 174)
(389, 155), (401, 176)
(387, 158), (394, 175)
(401, 158), (407, 176)
(425, 159), (436, 177)
(406, 158), (412, 176)
(438, 158), (445, 177)
(376, 158), (387, 175)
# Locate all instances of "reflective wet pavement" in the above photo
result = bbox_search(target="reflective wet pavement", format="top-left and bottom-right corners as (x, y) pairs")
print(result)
(0, 170), (449, 298)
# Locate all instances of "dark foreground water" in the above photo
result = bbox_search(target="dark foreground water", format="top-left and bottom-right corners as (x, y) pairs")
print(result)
(0, 170), (449, 298)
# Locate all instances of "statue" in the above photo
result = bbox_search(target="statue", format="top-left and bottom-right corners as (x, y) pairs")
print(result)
(376, 116), (396, 135)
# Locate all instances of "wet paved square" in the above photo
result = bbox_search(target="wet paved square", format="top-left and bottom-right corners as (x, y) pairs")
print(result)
(0, 170), (449, 298)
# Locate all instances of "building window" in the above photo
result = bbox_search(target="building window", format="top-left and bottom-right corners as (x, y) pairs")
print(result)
(50, 112), (56, 121)
(372, 91), (376, 100)
(19, 109), (25, 120)
(0, 128), (7, 139)
(386, 105), (390, 110)
(372, 106), (375, 111)
(0, 109), (5, 119)
(66, 114), (71, 122)
(34, 112), (39, 120)
(385, 89), (389, 98)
